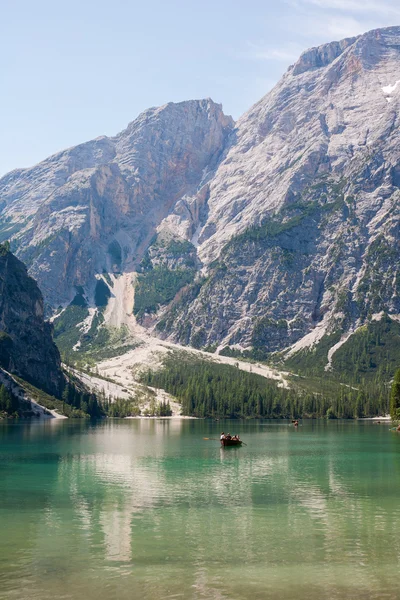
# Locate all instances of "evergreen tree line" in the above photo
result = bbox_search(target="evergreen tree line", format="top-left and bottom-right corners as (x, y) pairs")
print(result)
(141, 358), (391, 419)
(0, 384), (20, 417)
(284, 316), (400, 385)
(331, 317), (400, 384)
(100, 396), (172, 417)
(101, 396), (141, 418)
(134, 266), (195, 317)
(390, 368), (400, 421)
(61, 381), (103, 417)
(0, 375), (174, 419)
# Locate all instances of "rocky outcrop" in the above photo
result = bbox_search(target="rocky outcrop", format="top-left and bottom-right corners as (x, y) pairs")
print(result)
(292, 36), (357, 75)
(159, 26), (400, 351)
(0, 100), (233, 307)
(0, 244), (62, 394)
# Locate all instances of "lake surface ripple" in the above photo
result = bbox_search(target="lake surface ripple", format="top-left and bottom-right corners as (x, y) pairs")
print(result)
(1, 419), (400, 600)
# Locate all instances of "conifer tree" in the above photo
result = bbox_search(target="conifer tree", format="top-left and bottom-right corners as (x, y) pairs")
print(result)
(390, 369), (400, 421)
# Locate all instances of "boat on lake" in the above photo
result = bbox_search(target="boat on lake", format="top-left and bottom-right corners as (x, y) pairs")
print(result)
(220, 438), (243, 447)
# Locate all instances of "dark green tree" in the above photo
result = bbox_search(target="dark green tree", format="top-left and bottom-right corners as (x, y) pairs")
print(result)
(390, 368), (400, 421)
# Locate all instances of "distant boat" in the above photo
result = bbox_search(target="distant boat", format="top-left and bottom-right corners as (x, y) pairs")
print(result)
(220, 438), (243, 447)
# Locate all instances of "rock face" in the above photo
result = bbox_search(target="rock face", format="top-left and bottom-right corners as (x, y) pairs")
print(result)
(292, 36), (357, 75)
(0, 100), (233, 307)
(0, 245), (63, 394)
(160, 26), (400, 352)
(1, 27), (400, 358)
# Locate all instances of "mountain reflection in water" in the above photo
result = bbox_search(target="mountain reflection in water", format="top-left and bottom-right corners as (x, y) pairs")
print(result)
(1, 419), (400, 600)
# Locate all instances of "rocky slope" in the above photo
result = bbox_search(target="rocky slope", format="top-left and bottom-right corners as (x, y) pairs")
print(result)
(0, 27), (399, 364)
(159, 26), (400, 355)
(0, 244), (63, 395)
(0, 100), (233, 307)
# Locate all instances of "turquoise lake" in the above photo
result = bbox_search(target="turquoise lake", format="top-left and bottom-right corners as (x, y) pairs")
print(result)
(1, 418), (400, 600)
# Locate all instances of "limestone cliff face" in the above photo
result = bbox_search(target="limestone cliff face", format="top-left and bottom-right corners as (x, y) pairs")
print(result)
(160, 27), (400, 352)
(1, 27), (400, 357)
(195, 27), (400, 263)
(0, 246), (62, 394)
(292, 36), (357, 75)
(0, 99), (233, 306)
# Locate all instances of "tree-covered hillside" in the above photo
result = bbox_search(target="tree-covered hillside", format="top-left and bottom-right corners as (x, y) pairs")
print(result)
(141, 354), (389, 419)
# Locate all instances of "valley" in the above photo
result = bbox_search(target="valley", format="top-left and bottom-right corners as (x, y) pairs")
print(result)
(0, 27), (399, 419)
(3, 10), (400, 600)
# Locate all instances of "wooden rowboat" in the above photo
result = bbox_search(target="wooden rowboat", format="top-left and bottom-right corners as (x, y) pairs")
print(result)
(221, 438), (243, 447)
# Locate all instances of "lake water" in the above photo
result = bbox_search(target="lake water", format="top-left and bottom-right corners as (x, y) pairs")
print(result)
(1, 418), (400, 600)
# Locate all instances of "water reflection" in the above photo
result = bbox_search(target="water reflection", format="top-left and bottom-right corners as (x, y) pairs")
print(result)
(1, 419), (400, 600)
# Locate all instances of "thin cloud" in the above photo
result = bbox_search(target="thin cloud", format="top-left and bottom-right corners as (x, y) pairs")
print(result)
(302, 0), (400, 16)
(283, 0), (397, 42)
(244, 42), (302, 62)
(323, 16), (375, 38)
(282, 13), (375, 41)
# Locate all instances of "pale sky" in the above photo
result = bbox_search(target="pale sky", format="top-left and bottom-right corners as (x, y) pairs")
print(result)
(1, 0), (399, 176)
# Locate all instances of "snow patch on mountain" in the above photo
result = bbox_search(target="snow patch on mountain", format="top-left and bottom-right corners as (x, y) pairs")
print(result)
(382, 80), (400, 95)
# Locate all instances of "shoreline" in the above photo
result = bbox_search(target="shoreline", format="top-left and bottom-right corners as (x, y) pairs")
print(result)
(124, 415), (198, 420)
(1, 414), (393, 422)
(358, 415), (391, 421)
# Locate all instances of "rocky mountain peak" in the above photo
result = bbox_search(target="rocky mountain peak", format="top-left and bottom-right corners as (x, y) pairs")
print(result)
(156, 26), (400, 354)
(0, 27), (399, 363)
(0, 99), (234, 306)
(121, 98), (233, 133)
(291, 26), (400, 77)
(292, 36), (358, 76)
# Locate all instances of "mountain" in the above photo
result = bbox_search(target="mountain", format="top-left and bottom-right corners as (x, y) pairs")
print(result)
(0, 243), (63, 395)
(0, 100), (233, 307)
(0, 26), (399, 375)
(163, 26), (400, 356)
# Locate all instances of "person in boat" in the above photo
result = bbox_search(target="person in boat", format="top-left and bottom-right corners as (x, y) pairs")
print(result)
(294, 420), (299, 427)
(220, 432), (225, 440)
(226, 433), (232, 440)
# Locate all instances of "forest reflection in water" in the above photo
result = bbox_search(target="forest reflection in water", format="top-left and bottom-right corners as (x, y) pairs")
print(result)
(1, 418), (400, 600)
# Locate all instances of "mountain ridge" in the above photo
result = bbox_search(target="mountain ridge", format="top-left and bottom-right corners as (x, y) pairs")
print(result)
(0, 98), (233, 306)
(0, 26), (399, 371)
